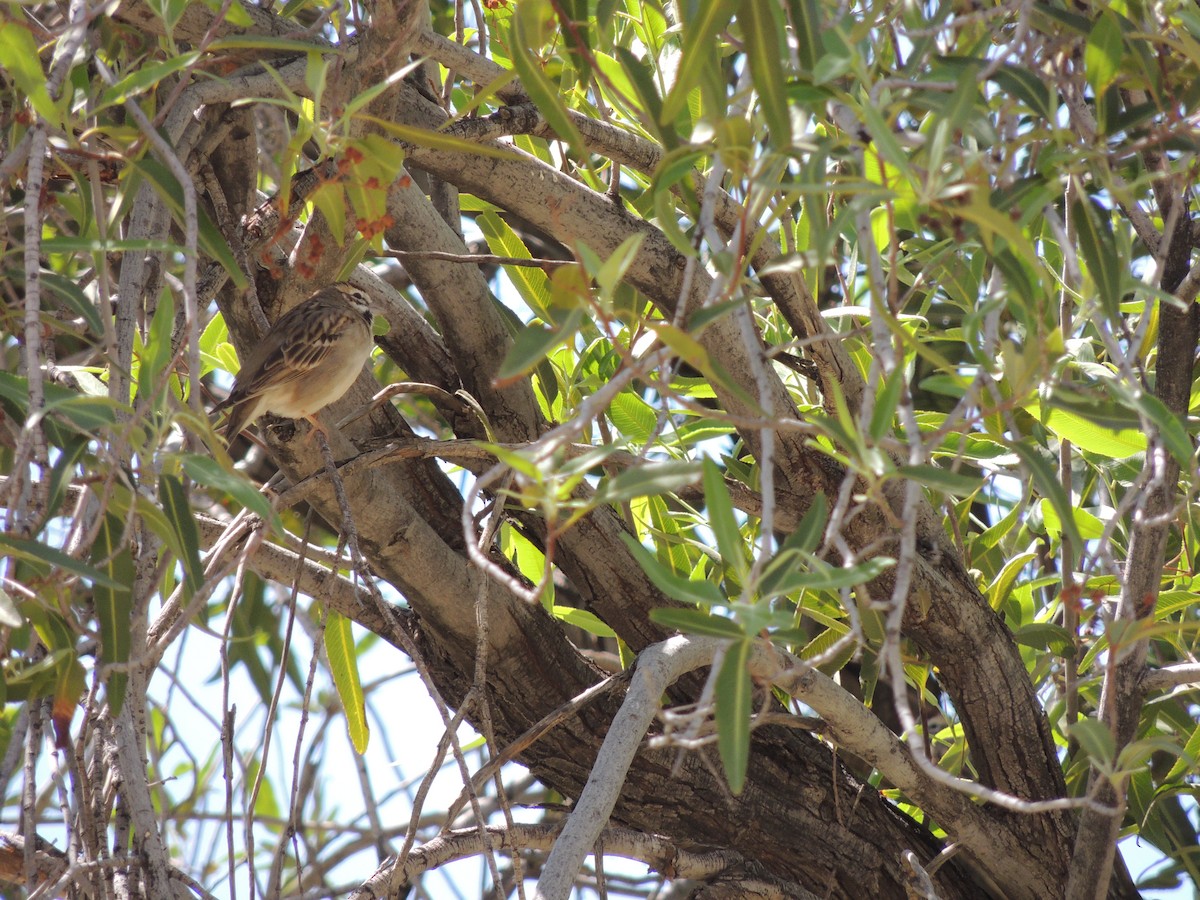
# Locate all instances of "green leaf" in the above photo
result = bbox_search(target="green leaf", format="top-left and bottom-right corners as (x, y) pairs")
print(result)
(989, 65), (1056, 121)
(46, 395), (122, 431)
(608, 393), (657, 444)
(478, 211), (552, 318)
(510, 0), (585, 156)
(1131, 394), (1194, 468)
(0, 372), (123, 433)
(91, 514), (133, 715)
(556, 0), (593, 88)
(1039, 499), (1105, 541)
(784, 0), (824, 72)
(1070, 717), (1116, 773)
(552, 606), (616, 638)
(181, 454), (275, 524)
(661, 0), (735, 124)
(1027, 399), (1147, 458)
(1012, 443), (1083, 552)
(894, 464), (981, 498)
(593, 233), (647, 298)
(144, 0), (190, 36)
(497, 311), (582, 381)
(620, 533), (726, 608)
(0, 535), (123, 589)
(868, 367), (905, 441)
(1013, 621), (1075, 653)
(38, 237), (172, 255)
(308, 181), (347, 247)
(206, 34), (332, 54)
(1165, 720), (1200, 782)
(159, 475), (204, 598)
(42, 271), (105, 337)
(858, 100), (917, 191)
(0, 19), (61, 127)
(595, 460), (700, 505)
(324, 610), (369, 753)
(649, 607), (745, 638)
(738, 0), (792, 147)
(128, 159), (246, 288)
(760, 556), (894, 596)
(703, 458), (747, 579)
(615, 46), (668, 143)
(137, 290), (176, 400)
(782, 493), (828, 557)
(1071, 197), (1122, 323)
(716, 639), (752, 795)
(1085, 11), (1124, 97)
(96, 51), (202, 110)
(985, 550), (1037, 611)
(245, 758), (281, 819)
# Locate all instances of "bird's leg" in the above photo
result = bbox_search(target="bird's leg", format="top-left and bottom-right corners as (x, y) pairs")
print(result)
(300, 415), (333, 446)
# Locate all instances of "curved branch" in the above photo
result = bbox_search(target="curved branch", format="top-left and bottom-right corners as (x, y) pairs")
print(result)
(351, 822), (818, 899)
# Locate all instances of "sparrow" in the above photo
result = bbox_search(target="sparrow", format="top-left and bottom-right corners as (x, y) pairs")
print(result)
(214, 283), (378, 441)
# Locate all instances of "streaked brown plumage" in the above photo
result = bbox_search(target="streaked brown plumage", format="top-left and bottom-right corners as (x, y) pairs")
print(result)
(214, 283), (377, 440)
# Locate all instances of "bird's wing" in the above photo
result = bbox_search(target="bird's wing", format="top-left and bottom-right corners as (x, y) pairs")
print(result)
(226, 304), (355, 404)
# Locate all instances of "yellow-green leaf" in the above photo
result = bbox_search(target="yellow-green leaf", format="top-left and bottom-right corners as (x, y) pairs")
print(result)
(1085, 11), (1124, 97)
(0, 19), (61, 127)
(324, 610), (369, 753)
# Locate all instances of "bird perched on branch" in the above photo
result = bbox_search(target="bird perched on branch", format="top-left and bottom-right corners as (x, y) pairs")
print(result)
(214, 283), (379, 441)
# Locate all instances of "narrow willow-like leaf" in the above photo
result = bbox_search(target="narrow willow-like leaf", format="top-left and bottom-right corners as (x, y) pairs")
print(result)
(1012, 443), (1084, 552)
(91, 514), (133, 716)
(478, 211), (553, 318)
(784, 0), (823, 72)
(1084, 11), (1124, 98)
(620, 533), (726, 608)
(660, 0), (735, 124)
(0, 535), (123, 589)
(1039, 499), (1105, 541)
(159, 475), (204, 597)
(738, 0), (792, 147)
(510, 2), (585, 156)
(1032, 401), (1147, 459)
(649, 607), (745, 638)
(595, 460), (700, 505)
(129, 159), (247, 288)
(1131, 394), (1193, 468)
(181, 454), (275, 524)
(324, 610), (370, 753)
(762, 556), (893, 596)
(608, 393), (657, 444)
(703, 458), (747, 579)
(716, 639), (752, 794)
(552, 606), (616, 638)
(41, 272), (105, 337)
(1070, 197), (1122, 323)
(0, 18), (61, 127)
(95, 51), (201, 110)
(868, 367), (905, 442)
(497, 310), (583, 381)
(894, 464), (982, 498)
(1070, 718), (1116, 772)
